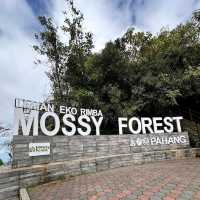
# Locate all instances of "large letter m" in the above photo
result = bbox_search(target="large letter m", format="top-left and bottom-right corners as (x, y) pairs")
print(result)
(14, 108), (39, 136)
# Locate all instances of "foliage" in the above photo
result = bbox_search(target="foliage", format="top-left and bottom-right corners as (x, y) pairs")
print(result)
(0, 159), (3, 166)
(34, 3), (200, 129)
(34, 0), (93, 107)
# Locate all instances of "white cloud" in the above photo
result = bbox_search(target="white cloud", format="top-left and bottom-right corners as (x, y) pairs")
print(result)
(75, 0), (135, 51)
(51, 0), (200, 51)
(51, 0), (138, 51)
(0, 0), (50, 126)
(133, 0), (200, 33)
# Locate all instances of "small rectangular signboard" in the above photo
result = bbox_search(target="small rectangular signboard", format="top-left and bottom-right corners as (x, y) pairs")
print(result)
(29, 143), (50, 157)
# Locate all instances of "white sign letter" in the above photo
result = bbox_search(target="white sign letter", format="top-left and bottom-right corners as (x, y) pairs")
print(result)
(173, 116), (183, 132)
(164, 117), (174, 133)
(153, 117), (164, 134)
(78, 115), (91, 136)
(118, 118), (127, 135)
(40, 112), (60, 136)
(128, 117), (141, 134)
(14, 108), (39, 136)
(91, 116), (103, 136)
(62, 114), (76, 136)
(141, 118), (154, 134)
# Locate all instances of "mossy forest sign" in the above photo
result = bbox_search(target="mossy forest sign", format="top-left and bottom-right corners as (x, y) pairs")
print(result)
(14, 98), (185, 142)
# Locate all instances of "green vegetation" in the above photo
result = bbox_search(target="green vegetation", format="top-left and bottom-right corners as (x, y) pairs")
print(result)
(0, 159), (4, 166)
(34, 0), (200, 129)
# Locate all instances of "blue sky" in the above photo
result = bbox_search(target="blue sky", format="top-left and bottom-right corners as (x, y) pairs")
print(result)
(0, 0), (200, 127)
(27, 0), (50, 16)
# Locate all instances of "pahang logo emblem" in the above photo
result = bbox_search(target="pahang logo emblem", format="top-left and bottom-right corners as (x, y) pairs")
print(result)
(130, 138), (150, 146)
(136, 138), (143, 146)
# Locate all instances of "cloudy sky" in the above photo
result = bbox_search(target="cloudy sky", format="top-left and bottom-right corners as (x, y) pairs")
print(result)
(0, 0), (200, 127)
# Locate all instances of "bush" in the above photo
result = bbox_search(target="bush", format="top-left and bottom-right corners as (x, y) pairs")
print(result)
(0, 159), (4, 166)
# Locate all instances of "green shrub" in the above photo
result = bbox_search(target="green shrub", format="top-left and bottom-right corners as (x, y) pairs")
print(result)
(0, 159), (4, 166)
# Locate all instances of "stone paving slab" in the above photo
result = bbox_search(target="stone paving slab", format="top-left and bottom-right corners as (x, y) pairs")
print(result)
(28, 159), (200, 200)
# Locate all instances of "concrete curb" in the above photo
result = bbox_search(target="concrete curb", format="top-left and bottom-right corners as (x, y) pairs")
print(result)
(19, 188), (30, 200)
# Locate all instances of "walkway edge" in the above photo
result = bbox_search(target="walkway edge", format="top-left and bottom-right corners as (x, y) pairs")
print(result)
(20, 188), (30, 200)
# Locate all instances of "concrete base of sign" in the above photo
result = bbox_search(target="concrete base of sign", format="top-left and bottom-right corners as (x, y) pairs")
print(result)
(0, 148), (200, 200)
(12, 133), (190, 168)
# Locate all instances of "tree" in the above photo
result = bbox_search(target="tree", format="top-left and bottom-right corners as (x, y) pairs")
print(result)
(0, 159), (3, 166)
(34, 0), (93, 107)
(34, 16), (65, 105)
(83, 42), (135, 129)
(114, 17), (200, 116)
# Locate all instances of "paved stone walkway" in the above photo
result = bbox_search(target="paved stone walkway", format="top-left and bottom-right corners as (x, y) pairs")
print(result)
(29, 159), (200, 200)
